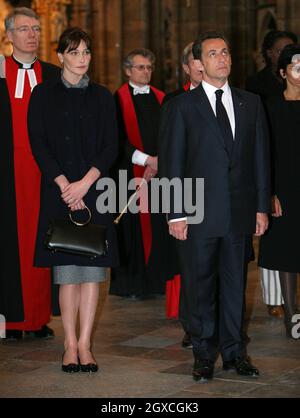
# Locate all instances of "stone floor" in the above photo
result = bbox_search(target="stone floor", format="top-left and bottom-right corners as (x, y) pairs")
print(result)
(0, 247), (300, 398)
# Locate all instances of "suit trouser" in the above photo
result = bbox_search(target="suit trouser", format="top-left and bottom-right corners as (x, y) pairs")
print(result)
(176, 230), (250, 362)
(179, 283), (189, 333)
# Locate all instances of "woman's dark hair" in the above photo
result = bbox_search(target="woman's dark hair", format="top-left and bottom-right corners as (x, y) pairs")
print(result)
(262, 30), (297, 66)
(277, 43), (300, 75)
(56, 27), (91, 54)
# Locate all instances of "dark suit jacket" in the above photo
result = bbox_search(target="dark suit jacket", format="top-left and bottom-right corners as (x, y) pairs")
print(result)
(27, 78), (119, 268)
(160, 83), (271, 238)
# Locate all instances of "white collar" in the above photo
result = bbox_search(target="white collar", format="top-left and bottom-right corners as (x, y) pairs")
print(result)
(202, 79), (230, 98)
(129, 81), (150, 95)
(13, 54), (37, 69)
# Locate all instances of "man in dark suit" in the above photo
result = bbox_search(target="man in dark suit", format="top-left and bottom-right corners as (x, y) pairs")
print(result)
(161, 31), (270, 382)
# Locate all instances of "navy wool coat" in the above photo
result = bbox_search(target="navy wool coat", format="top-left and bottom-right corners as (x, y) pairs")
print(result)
(28, 77), (119, 267)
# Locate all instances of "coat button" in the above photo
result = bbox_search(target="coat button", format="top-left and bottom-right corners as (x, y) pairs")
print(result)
(65, 136), (71, 141)
(66, 160), (73, 166)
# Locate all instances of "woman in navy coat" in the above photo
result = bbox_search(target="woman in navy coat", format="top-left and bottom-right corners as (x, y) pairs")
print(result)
(28, 28), (118, 373)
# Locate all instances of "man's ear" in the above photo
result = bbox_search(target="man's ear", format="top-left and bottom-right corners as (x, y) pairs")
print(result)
(6, 30), (13, 43)
(125, 67), (131, 79)
(182, 63), (190, 77)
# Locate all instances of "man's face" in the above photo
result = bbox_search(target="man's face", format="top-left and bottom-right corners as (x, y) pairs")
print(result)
(7, 15), (40, 56)
(267, 37), (294, 68)
(182, 53), (203, 87)
(125, 55), (153, 87)
(199, 38), (231, 86)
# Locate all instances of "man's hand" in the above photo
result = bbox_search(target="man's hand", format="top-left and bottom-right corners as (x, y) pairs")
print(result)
(271, 195), (282, 217)
(168, 220), (188, 241)
(255, 212), (269, 236)
(145, 155), (158, 172)
(143, 165), (156, 182)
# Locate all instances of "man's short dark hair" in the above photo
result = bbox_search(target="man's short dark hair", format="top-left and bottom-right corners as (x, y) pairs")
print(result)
(192, 31), (229, 60)
(262, 30), (297, 66)
(5, 7), (40, 31)
(123, 49), (155, 71)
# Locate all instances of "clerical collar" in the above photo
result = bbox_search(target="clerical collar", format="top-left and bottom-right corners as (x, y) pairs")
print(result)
(129, 81), (150, 95)
(12, 54), (37, 69)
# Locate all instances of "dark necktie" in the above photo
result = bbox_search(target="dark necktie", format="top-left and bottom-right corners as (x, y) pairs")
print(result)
(215, 89), (234, 157)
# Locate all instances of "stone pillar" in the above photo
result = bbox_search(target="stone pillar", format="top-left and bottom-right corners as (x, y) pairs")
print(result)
(33, 0), (71, 64)
(0, 0), (12, 56)
(230, 0), (257, 87)
(283, 0), (300, 38)
(122, 0), (149, 55)
(70, 0), (91, 31)
(105, 0), (122, 91)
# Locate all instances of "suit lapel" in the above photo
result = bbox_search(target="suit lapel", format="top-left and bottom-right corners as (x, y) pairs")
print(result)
(231, 87), (245, 162)
(194, 84), (227, 152)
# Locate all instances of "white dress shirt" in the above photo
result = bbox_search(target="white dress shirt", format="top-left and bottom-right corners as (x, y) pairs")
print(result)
(201, 79), (235, 138)
(129, 81), (151, 166)
(169, 79), (236, 224)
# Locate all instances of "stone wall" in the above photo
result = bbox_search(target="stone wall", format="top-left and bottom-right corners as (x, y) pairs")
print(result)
(2, 0), (300, 92)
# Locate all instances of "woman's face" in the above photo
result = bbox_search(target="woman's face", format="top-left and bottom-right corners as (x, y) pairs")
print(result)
(58, 40), (91, 80)
(282, 59), (300, 89)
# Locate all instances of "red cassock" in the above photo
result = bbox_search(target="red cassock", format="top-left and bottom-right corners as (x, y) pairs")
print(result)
(5, 57), (51, 330)
(117, 84), (181, 317)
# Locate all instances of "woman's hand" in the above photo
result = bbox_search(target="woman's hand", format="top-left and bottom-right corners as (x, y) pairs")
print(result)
(61, 179), (90, 207)
(271, 195), (283, 217)
(54, 174), (70, 193)
(69, 199), (86, 212)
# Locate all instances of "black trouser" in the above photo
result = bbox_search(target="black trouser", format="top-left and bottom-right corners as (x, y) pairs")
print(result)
(177, 230), (250, 362)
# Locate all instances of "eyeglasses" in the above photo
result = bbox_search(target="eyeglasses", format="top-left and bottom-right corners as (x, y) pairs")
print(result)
(12, 25), (41, 34)
(131, 64), (154, 71)
(67, 50), (91, 58)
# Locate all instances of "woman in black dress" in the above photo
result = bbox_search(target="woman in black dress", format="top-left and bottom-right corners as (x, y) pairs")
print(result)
(28, 28), (118, 371)
(258, 44), (300, 339)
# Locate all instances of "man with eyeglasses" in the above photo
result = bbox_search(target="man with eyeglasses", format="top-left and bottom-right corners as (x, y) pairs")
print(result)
(110, 48), (177, 300)
(0, 7), (60, 341)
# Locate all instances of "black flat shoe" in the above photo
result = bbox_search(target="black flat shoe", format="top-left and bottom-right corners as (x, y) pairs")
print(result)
(25, 325), (54, 339)
(80, 363), (98, 373)
(61, 352), (80, 373)
(5, 330), (23, 340)
(62, 363), (80, 373)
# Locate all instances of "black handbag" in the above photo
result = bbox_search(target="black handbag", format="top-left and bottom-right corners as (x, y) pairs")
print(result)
(45, 206), (108, 259)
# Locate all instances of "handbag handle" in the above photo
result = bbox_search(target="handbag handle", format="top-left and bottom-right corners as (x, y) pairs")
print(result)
(68, 205), (92, 226)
